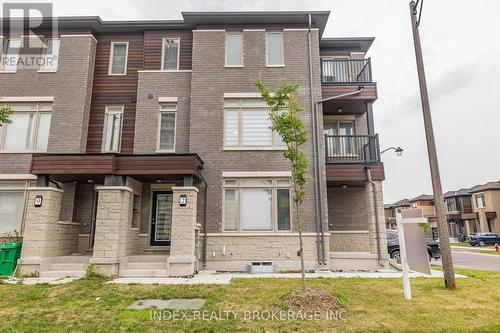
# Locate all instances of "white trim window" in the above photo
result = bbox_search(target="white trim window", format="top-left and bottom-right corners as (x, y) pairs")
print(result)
(0, 181), (29, 234)
(0, 102), (52, 152)
(108, 42), (129, 75)
(40, 38), (61, 71)
(102, 106), (124, 153)
(224, 98), (285, 149)
(475, 194), (486, 209)
(157, 102), (177, 152)
(161, 38), (180, 70)
(1, 39), (21, 72)
(223, 178), (291, 232)
(266, 31), (284, 66)
(225, 32), (243, 67)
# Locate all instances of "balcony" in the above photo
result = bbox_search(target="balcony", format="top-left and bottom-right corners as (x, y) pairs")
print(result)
(321, 58), (372, 84)
(325, 134), (380, 163)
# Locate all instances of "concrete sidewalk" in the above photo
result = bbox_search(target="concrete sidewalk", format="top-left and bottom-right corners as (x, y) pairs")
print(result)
(3, 269), (466, 285)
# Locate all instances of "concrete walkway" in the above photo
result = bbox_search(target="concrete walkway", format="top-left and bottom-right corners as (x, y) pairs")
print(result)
(3, 269), (466, 285)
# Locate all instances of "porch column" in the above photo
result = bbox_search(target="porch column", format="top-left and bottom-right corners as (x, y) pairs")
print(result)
(464, 219), (471, 236)
(90, 186), (135, 276)
(167, 186), (199, 277)
(365, 181), (390, 266)
(18, 187), (78, 274)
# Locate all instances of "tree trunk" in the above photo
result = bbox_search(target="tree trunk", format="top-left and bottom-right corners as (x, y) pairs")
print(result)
(297, 201), (307, 291)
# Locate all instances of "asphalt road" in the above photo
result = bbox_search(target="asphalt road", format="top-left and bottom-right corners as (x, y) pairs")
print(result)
(433, 250), (500, 271)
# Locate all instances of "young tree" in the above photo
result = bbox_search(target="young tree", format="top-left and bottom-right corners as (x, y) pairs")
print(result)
(255, 76), (309, 291)
(0, 106), (12, 127)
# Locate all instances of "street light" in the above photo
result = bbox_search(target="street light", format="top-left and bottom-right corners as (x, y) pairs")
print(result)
(381, 146), (404, 156)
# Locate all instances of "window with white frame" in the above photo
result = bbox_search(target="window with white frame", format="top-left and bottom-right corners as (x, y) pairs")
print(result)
(0, 102), (52, 152)
(157, 102), (177, 152)
(1, 39), (20, 72)
(475, 194), (486, 209)
(0, 182), (28, 234)
(266, 32), (284, 66)
(102, 106), (123, 152)
(225, 32), (242, 66)
(223, 178), (291, 232)
(161, 38), (180, 70)
(40, 38), (60, 71)
(108, 42), (128, 75)
(224, 98), (285, 149)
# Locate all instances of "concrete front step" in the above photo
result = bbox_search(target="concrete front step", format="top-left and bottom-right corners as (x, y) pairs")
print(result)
(124, 262), (168, 270)
(40, 270), (86, 278)
(52, 255), (92, 264)
(119, 269), (169, 278)
(49, 263), (88, 271)
(126, 255), (169, 263)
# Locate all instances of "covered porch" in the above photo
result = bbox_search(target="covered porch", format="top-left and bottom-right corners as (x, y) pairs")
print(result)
(17, 153), (204, 278)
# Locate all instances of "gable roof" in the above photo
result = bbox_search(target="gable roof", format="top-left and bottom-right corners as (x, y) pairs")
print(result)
(410, 194), (434, 202)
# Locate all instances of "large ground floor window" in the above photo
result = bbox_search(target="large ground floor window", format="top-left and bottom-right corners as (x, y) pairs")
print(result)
(223, 177), (291, 232)
(0, 182), (28, 235)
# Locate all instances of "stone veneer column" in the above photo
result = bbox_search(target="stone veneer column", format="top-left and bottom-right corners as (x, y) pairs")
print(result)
(365, 181), (390, 266)
(90, 186), (134, 276)
(18, 187), (63, 274)
(167, 186), (199, 277)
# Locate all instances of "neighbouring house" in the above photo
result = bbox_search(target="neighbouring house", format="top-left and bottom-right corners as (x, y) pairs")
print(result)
(470, 181), (500, 234)
(386, 189), (485, 240)
(384, 198), (410, 230)
(0, 11), (389, 278)
(443, 188), (478, 237)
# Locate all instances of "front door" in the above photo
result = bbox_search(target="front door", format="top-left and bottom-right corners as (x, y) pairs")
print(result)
(150, 191), (173, 246)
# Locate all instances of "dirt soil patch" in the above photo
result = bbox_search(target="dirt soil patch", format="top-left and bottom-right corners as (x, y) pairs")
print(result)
(281, 288), (340, 313)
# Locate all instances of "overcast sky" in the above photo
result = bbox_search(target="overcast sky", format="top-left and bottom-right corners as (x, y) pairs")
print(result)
(9, 0), (500, 203)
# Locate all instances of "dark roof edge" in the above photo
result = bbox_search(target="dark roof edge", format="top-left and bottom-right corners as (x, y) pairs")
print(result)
(320, 37), (375, 53)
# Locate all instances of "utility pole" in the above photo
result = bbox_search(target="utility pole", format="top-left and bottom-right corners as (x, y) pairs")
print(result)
(409, 0), (456, 289)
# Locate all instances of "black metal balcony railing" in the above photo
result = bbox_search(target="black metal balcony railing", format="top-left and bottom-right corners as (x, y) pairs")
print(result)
(321, 58), (372, 84)
(325, 134), (381, 163)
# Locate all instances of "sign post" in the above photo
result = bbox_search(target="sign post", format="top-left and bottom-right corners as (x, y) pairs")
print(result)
(396, 210), (430, 300)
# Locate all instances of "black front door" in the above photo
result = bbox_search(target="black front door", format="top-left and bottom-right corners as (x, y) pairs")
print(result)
(150, 191), (173, 246)
(89, 191), (99, 249)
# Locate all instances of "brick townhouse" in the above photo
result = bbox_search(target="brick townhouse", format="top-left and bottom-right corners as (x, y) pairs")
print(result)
(0, 11), (388, 277)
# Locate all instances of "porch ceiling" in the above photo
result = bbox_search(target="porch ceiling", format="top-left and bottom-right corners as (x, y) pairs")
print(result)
(30, 153), (204, 183)
(322, 99), (369, 115)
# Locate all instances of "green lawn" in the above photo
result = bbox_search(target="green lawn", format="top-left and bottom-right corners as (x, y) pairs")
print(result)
(479, 250), (500, 255)
(450, 242), (471, 247)
(1, 269), (499, 332)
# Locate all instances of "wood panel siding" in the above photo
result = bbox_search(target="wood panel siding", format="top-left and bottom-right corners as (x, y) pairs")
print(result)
(322, 83), (377, 102)
(86, 33), (145, 153)
(30, 154), (203, 179)
(143, 30), (193, 70)
(326, 163), (384, 187)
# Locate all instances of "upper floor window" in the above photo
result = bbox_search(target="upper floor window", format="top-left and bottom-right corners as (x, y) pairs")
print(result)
(0, 102), (52, 152)
(102, 106), (123, 152)
(224, 98), (285, 149)
(475, 194), (486, 209)
(224, 178), (291, 232)
(161, 38), (180, 70)
(225, 32), (242, 67)
(157, 102), (177, 152)
(40, 38), (60, 71)
(446, 199), (456, 212)
(266, 32), (284, 66)
(1, 39), (20, 72)
(108, 42), (128, 75)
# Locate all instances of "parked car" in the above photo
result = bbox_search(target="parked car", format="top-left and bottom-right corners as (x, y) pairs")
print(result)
(467, 233), (500, 246)
(386, 230), (441, 263)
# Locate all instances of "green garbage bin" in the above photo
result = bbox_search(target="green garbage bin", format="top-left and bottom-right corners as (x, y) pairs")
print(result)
(0, 242), (22, 276)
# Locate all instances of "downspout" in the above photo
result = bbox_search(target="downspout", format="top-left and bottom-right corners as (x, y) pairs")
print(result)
(366, 167), (384, 267)
(199, 172), (209, 268)
(307, 14), (325, 266)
